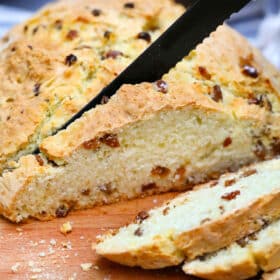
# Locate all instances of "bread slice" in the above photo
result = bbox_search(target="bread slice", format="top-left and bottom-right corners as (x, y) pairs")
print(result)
(262, 269), (280, 280)
(0, 0), (184, 173)
(96, 159), (280, 269)
(1, 23), (280, 223)
(183, 218), (280, 280)
(184, 244), (258, 280)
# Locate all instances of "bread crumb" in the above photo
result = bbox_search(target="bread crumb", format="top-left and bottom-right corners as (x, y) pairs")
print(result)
(38, 252), (46, 257)
(93, 265), (99, 270)
(30, 241), (38, 247)
(39, 240), (46, 244)
(61, 241), (72, 249)
(80, 263), (93, 271)
(30, 275), (39, 280)
(28, 261), (35, 267)
(50, 239), (57, 246)
(11, 263), (20, 273)
(16, 227), (23, 232)
(31, 268), (42, 273)
(68, 272), (77, 280)
(60, 221), (73, 235)
(48, 247), (55, 255)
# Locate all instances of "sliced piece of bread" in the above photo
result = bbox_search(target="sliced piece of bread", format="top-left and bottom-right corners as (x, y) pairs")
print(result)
(96, 159), (280, 269)
(183, 218), (280, 280)
(2, 24), (280, 223)
(184, 244), (258, 280)
(262, 268), (280, 280)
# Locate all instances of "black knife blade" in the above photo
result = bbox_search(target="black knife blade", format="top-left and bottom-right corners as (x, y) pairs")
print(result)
(59, 0), (251, 131)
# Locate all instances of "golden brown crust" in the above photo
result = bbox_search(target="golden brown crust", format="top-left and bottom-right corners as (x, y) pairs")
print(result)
(0, 155), (48, 221)
(98, 235), (185, 269)
(180, 25), (280, 95)
(256, 242), (280, 272)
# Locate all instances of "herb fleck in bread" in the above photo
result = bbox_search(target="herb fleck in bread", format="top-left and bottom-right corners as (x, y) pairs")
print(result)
(96, 159), (280, 269)
(1, 1), (280, 223)
(183, 218), (280, 280)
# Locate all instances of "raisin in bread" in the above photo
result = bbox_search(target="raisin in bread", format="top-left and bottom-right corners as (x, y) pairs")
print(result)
(96, 159), (280, 269)
(1, 3), (280, 222)
(183, 218), (280, 280)
(0, 0), (184, 173)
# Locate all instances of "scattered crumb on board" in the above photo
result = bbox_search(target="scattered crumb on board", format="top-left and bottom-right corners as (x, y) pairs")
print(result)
(80, 263), (93, 272)
(11, 263), (21, 273)
(60, 222), (73, 235)
(5, 221), (98, 280)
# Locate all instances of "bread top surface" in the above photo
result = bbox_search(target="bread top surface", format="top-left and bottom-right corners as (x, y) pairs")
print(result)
(41, 25), (280, 159)
(0, 0), (184, 171)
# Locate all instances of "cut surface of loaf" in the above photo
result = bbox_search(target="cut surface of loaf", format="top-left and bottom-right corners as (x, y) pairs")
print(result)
(1, 1), (280, 222)
(96, 158), (280, 269)
(183, 218), (280, 280)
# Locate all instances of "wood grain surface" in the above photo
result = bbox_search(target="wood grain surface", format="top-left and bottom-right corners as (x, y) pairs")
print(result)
(0, 193), (199, 280)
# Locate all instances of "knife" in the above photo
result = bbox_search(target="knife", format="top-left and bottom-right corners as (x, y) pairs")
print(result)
(60, 0), (251, 131)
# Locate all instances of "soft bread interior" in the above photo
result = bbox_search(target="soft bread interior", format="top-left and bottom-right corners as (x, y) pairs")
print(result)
(1, 104), (263, 222)
(96, 159), (280, 268)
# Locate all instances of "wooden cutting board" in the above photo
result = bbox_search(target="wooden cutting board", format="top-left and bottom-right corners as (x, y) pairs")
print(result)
(0, 193), (199, 280)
